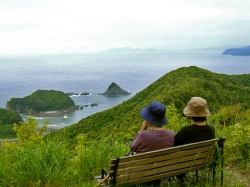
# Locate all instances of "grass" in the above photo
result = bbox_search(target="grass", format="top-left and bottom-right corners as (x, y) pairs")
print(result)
(0, 103), (249, 186)
(0, 127), (129, 186)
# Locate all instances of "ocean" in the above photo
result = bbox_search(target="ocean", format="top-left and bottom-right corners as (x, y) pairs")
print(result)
(1, 49), (250, 129)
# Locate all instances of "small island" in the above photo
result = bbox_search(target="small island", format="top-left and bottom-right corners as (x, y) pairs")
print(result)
(101, 82), (131, 96)
(222, 46), (250, 56)
(6, 90), (76, 117)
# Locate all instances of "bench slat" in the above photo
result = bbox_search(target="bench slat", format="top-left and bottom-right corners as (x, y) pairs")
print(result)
(116, 146), (215, 169)
(114, 165), (208, 186)
(115, 158), (209, 183)
(111, 138), (219, 164)
(115, 152), (215, 175)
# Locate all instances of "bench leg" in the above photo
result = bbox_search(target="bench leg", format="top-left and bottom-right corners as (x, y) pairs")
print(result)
(176, 174), (186, 185)
(196, 171), (199, 183)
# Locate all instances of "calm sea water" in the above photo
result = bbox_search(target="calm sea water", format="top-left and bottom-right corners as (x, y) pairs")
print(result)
(1, 49), (250, 129)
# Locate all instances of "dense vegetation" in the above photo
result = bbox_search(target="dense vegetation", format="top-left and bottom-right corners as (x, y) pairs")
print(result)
(7, 90), (75, 113)
(50, 66), (250, 145)
(1, 66), (249, 186)
(0, 108), (23, 138)
(1, 104), (249, 186)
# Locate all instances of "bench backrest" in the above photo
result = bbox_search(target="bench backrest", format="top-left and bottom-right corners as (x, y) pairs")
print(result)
(106, 137), (225, 186)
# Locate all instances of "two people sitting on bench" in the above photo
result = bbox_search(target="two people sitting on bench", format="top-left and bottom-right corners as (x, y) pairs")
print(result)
(130, 97), (215, 185)
(130, 97), (215, 154)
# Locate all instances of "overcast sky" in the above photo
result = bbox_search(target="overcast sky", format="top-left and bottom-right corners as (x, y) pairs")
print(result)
(0, 0), (250, 55)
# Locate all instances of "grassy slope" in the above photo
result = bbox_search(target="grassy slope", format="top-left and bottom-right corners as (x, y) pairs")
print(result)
(50, 66), (250, 145)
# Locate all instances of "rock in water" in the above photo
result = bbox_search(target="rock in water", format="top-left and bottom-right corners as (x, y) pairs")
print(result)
(101, 82), (131, 96)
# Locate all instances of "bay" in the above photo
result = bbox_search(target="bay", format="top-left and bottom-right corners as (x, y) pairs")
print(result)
(1, 49), (250, 129)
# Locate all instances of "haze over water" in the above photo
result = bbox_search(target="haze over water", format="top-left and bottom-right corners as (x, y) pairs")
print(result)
(1, 49), (250, 128)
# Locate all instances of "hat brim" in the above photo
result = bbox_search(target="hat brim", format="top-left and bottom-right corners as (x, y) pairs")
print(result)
(183, 106), (210, 117)
(140, 107), (168, 126)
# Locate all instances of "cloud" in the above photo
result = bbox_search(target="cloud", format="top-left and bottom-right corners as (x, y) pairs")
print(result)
(0, 0), (250, 55)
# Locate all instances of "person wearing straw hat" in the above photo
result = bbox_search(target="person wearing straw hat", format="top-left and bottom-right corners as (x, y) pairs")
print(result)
(174, 97), (215, 185)
(130, 101), (174, 154)
(174, 97), (215, 147)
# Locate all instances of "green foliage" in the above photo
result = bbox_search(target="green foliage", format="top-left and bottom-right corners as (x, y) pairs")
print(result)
(48, 66), (250, 182)
(68, 134), (128, 181)
(0, 140), (69, 187)
(50, 66), (250, 145)
(165, 103), (187, 132)
(0, 118), (128, 187)
(210, 104), (250, 172)
(0, 108), (23, 138)
(2, 66), (250, 186)
(218, 120), (250, 170)
(13, 118), (49, 145)
(7, 89), (75, 113)
(1, 107), (250, 186)
(210, 104), (243, 126)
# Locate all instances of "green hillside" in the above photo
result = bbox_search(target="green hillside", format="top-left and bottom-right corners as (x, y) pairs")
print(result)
(50, 66), (250, 145)
(2, 66), (250, 186)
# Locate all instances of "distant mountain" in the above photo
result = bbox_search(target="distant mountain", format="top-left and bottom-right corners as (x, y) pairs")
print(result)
(222, 46), (250, 56)
(101, 82), (131, 96)
(100, 47), (165, 54)
(50, 66), (250, 144)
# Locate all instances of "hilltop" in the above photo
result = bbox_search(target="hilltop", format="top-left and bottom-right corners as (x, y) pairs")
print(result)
(50, 66), (250, 145)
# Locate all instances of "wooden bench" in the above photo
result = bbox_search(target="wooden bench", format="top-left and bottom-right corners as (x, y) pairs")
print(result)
(95, 137), (226, 187)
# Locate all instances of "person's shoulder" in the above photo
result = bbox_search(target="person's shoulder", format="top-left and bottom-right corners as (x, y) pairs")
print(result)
(165, 129), (175, 135)
(174, 125), (190, 135)
(208, 123), (214, 127)
(179, 125), (193, 131)
(138, 130), (150, 136)
(133, 130), (148, 140)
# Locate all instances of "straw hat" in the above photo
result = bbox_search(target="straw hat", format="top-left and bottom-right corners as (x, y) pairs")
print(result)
(183, 97), (210, 117)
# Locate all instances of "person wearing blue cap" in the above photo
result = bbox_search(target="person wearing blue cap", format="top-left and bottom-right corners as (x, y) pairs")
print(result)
(130, 101), (174, 154)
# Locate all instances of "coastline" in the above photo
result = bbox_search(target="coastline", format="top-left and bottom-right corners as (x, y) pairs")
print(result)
(31, 111), (66, 117)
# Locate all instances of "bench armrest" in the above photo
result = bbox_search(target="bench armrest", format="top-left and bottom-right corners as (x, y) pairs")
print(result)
(101, 168), (109, 178)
